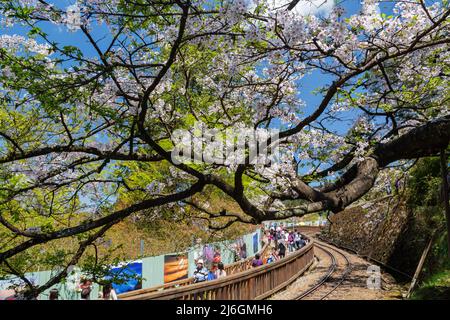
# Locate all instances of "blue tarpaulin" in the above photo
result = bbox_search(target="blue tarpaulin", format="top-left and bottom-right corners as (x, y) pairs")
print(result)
(107, 262), (142, 294)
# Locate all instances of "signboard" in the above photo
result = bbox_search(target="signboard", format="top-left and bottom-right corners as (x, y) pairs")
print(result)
(253, 232), (259, 254)
(164, 253), (188, 283)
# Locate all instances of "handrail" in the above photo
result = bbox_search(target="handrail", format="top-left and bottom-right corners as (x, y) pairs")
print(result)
(118, 241), (271, 299)
(120, 239), (314, 300)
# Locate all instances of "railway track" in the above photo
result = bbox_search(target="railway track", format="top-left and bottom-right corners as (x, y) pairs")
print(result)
(269, 227), (401, 300)
(294, 242), (352, 300)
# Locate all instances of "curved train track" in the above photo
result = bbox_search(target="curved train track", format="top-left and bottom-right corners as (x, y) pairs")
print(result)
(294, 242), (352, 300)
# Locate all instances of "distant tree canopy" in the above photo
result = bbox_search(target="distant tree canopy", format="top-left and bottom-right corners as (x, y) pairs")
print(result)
(0, 0), (449, 297)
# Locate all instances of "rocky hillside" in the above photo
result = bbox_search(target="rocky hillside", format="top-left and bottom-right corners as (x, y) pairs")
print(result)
(320, 195), (416, 277)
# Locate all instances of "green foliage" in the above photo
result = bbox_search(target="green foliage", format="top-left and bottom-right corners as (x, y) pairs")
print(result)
(79, 244), (143, 286)
(401, 156), (450, 298)
(411, 269), (450, 300)
(407, 157), (442, 207)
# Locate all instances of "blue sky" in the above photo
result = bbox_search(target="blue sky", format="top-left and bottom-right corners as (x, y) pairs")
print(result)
(1, 0), (369, 162)
(3, 0), (406, 140)
(1, 0), (411, 206)
(2, 0), (367, 111)
(2, 0), (403, 155)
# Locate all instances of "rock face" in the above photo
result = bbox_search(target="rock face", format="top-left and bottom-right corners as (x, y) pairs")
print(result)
(321, 196), (411, 264)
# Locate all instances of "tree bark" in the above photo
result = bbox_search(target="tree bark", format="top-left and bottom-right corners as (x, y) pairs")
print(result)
(273, 116), (450, 217)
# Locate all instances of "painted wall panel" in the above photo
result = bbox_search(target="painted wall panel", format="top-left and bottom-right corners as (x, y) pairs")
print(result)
(141, 255), (164, 289)
(2, 228), (262, 299)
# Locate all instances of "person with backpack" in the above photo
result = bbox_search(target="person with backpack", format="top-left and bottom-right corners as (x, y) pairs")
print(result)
(273, 229), (279, 249)
(266, 248), (279, 264)
(278, 240), (286, 259)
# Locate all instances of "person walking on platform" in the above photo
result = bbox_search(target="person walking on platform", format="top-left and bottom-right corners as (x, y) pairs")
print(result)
(288, 231), (295, 252)
(215, 262), (227, 279)
(100, 283), (118, 300)
(251, 254), (263, 268)
(266, 248), (279, 264)
(294, 230), (302, 250)
(193, 259), (209, 283)
(278, 240), (286, 259)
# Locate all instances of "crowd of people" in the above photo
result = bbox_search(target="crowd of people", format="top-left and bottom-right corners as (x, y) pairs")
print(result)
(51, 278), (119, 301)
(4, 225), (307, 298)
(264, 227), (308, 262)
(3, 276), (119, 301)
(192, 259), (228, 283)
(249, 227), (308, 266)
(192, 226), (308, 284)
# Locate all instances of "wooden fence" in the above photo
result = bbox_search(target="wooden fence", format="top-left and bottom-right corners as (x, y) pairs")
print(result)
(119, 239), (314, 300)
(118, 242), (271, 298)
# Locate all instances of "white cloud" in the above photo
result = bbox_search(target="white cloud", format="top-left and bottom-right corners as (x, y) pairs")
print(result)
(266, 0), (335, 16)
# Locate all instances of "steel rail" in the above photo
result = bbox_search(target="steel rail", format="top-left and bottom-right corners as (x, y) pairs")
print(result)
(317, 243), (352, 300)
(294, 243), (351, 300)
(294, 244), (337, 300)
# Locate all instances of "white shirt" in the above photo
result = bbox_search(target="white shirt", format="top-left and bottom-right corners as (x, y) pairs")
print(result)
(215, 269), (227, 279)
(110, 289), (118, 300)
(99, 289), (118, 300)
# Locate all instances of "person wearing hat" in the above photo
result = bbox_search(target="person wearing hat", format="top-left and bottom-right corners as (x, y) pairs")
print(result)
(193, 259), (208, 283)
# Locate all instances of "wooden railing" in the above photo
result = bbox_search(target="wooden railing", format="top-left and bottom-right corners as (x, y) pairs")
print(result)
(118, 242), (271, 299)
(119, 240), (314, 300)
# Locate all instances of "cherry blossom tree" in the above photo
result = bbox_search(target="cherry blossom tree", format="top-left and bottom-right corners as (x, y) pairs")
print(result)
(0, 0), (449, 297)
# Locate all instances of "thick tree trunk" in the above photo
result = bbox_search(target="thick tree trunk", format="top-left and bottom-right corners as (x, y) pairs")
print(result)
(268, 116), (450, 220)
(440, 149), (450, 259)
